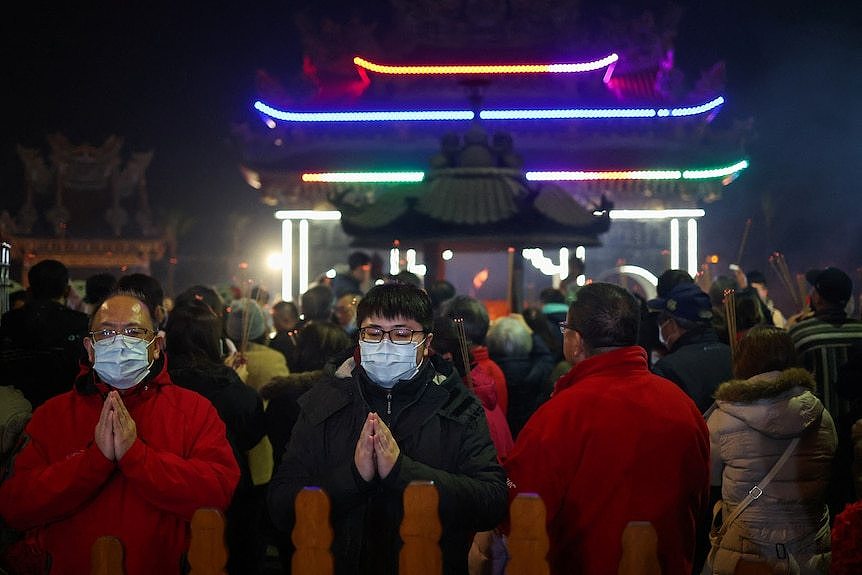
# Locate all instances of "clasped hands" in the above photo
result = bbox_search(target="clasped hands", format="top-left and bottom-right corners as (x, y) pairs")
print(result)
(354, 412), (400, 482)
(95, 390), (138, 462)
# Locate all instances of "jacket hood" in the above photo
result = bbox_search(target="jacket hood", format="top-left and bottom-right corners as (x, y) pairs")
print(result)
(467, 364), (499, 411)
(714, 367), (823, 437)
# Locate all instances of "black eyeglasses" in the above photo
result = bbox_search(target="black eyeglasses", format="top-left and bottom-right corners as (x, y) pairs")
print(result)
(359, 327), (425, 345)
(89, 327), (153, 343)
(558, 322), (578, 335)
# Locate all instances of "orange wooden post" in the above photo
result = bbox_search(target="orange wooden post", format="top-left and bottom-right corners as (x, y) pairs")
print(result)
(91, 535), (124, 575)
(506, 493), (549, 575)
(292, 487), (334, 575)
(618, 521), (661, 575)
(399, 480), (442, 575)
(188, 508), (228, 575)
(734, 558), (774, 575)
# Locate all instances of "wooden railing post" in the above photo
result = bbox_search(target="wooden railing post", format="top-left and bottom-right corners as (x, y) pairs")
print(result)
(188, 508), (228, 575)
(506, 493), (549, 575)
(618, 521), (660, 575)
(91, 535), (124, 575)
(399, 480), (442, 575)
(292, 486), (334, 575)
(733, 558), (774, 575)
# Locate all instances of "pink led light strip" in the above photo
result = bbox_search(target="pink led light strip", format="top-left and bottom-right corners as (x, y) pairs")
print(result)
(353, 54), (619, 75)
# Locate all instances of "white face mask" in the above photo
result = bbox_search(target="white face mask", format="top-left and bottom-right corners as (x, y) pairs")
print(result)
(658, 321), (670, 349)
(359, 338), (426, 389)
(93, 335), (155, 390)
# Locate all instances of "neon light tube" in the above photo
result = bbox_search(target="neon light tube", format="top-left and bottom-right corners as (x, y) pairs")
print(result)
(593, 209), (706, 220)
(282, 220), (293, 302)
(255, 96), (723, 123)
(670, 219), (680, 270)
(687, 219), (698, 277)
(275, 210), (342, 220)
(618, 265), (659, 286)
(304, 160), (746, 184)
(682, 160), (749, 179)
(299, 219), (309, 295)
(480, 107), (657, 119)
(254, 101), (474, 122)
(353, 54), (619, 75)
(527, 170), (682, 181)
(302, 172), (425, 183)
(528, 160), (747, 182)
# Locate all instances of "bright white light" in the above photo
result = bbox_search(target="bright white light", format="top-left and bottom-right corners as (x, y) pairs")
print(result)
(282, 220), (293, 302)
(266, 252), (283, 270)
(618, 265), (659, 286)
(299, 219), (309, 294)
(687, 219), (698, 277)
(274, 210), (342, 221)
(558, 247), (569, 280)
(441, 249), (453, 261)
(389, 248), (400, 275)
(575, 245), (586, 260)
(325, 268), (337, 279)
(670, 219), (680, 270)
(593, 209), (706, 220)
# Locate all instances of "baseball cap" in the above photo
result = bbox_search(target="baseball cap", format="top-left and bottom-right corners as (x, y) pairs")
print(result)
(647, 283), (713, 323)
(805, 267), (852, 304)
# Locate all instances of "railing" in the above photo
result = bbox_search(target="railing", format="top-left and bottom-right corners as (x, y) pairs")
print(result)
(88, 480), (769, 575)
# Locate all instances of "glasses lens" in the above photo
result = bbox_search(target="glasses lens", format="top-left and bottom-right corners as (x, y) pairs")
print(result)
(360, 327), (383, 343)
(124, 327), (151, 339)
(390, 328), (415, 344)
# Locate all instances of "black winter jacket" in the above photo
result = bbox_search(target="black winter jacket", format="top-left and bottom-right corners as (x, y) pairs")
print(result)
(267, 350), (507, 575)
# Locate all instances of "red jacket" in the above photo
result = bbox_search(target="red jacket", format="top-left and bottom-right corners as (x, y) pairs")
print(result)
(472, 345), (508, 416)
(0, 357), (240, 575)
(504, 347), (710, 575)
(469, 362), (514, 461)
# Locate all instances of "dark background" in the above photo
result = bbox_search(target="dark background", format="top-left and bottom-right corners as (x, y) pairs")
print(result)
(2, 1), (860, 300)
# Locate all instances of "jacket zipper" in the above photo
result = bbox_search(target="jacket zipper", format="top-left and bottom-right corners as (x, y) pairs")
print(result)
(386, 392), (392, 417)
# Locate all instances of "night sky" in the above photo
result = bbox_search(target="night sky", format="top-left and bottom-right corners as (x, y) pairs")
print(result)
(2, 2), (860, 298)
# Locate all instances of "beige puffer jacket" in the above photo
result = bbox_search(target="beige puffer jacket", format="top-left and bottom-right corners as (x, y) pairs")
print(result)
(705, 368), (837, 575)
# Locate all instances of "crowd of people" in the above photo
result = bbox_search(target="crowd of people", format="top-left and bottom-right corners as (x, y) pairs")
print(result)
(0, 251), (860, 575)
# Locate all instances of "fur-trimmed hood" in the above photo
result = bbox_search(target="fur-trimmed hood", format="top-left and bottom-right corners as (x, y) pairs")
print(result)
(713, 367), (823, 438)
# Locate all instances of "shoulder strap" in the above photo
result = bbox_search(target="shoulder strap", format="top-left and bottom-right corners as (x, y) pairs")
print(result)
(715, 436), (800, 540)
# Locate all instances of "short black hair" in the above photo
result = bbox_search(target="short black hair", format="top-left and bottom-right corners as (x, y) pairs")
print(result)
(568, 283), (640, 352)
(84, 273), (117, 305)
(539, 287), (566, 305)
(357, 282), (433, 332)
(175, 285), (225, 318)
(348, 251), (372, 270)
(439, 295), (490, 345)
(428, 279), (456, 309)
(301, 284), (335, 321)
(28, 259), (69, 300)
(117, 273), (164, 314)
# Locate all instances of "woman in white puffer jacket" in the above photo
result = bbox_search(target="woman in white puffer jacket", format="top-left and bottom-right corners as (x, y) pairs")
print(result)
(704, 326), (836, 575)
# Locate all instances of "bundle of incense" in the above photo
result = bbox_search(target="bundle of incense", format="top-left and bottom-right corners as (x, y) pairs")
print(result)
(453, 317), (473, 390)
(769, 252), (803, 311)
(723, 288), (737, 361)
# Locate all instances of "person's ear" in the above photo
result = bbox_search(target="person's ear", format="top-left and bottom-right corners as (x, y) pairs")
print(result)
(153, 330), (166, 357)
(84, 336), (96, 363)
(423, 333), (433, 356)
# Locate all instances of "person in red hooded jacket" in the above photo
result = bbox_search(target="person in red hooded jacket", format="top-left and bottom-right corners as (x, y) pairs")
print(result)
(0, 290), (239, 575)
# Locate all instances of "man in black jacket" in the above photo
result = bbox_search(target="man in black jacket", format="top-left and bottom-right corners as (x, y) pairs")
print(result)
(268, 282), (507, 575)
(648, 282), (733, 413)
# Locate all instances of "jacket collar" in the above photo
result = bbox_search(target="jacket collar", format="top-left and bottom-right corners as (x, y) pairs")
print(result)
(713, 367), (816, 402)
(554, 346), (648, 395)
(75, 354), (171, 398)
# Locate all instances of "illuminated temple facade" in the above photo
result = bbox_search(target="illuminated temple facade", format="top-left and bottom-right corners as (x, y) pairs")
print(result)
(0, 134), (166, 290)
(233, 1), (751, 305)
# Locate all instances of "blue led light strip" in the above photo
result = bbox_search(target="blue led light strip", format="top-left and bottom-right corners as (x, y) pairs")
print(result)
(254, 96), (724, 124)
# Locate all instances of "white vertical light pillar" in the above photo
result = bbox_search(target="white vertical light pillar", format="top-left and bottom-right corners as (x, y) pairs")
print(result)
(298, 219), (309, 295)
(282, 220), (293, 302)
(687, 218), (698, 278)
(389, 248), (400, 275)
(555, 247), (570, 287)
(670, 219), (680, 270)
(576, 245), (586, 286)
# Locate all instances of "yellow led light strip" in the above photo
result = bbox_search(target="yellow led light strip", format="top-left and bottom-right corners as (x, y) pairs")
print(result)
(353, 53), (619, 75)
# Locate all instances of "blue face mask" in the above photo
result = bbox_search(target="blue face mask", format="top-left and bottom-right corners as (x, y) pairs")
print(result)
(359, 338), (426, 389)
(93, 335), (155, 390)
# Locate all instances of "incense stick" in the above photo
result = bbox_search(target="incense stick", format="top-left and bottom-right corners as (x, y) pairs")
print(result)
(724, 288), (737, 362)
(453, 317), (473, 390)
(735, 218), (752, 265)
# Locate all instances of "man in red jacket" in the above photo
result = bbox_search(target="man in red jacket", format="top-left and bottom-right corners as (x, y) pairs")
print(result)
(0, 290), (240, 575)
(504, 282), (710, 575)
